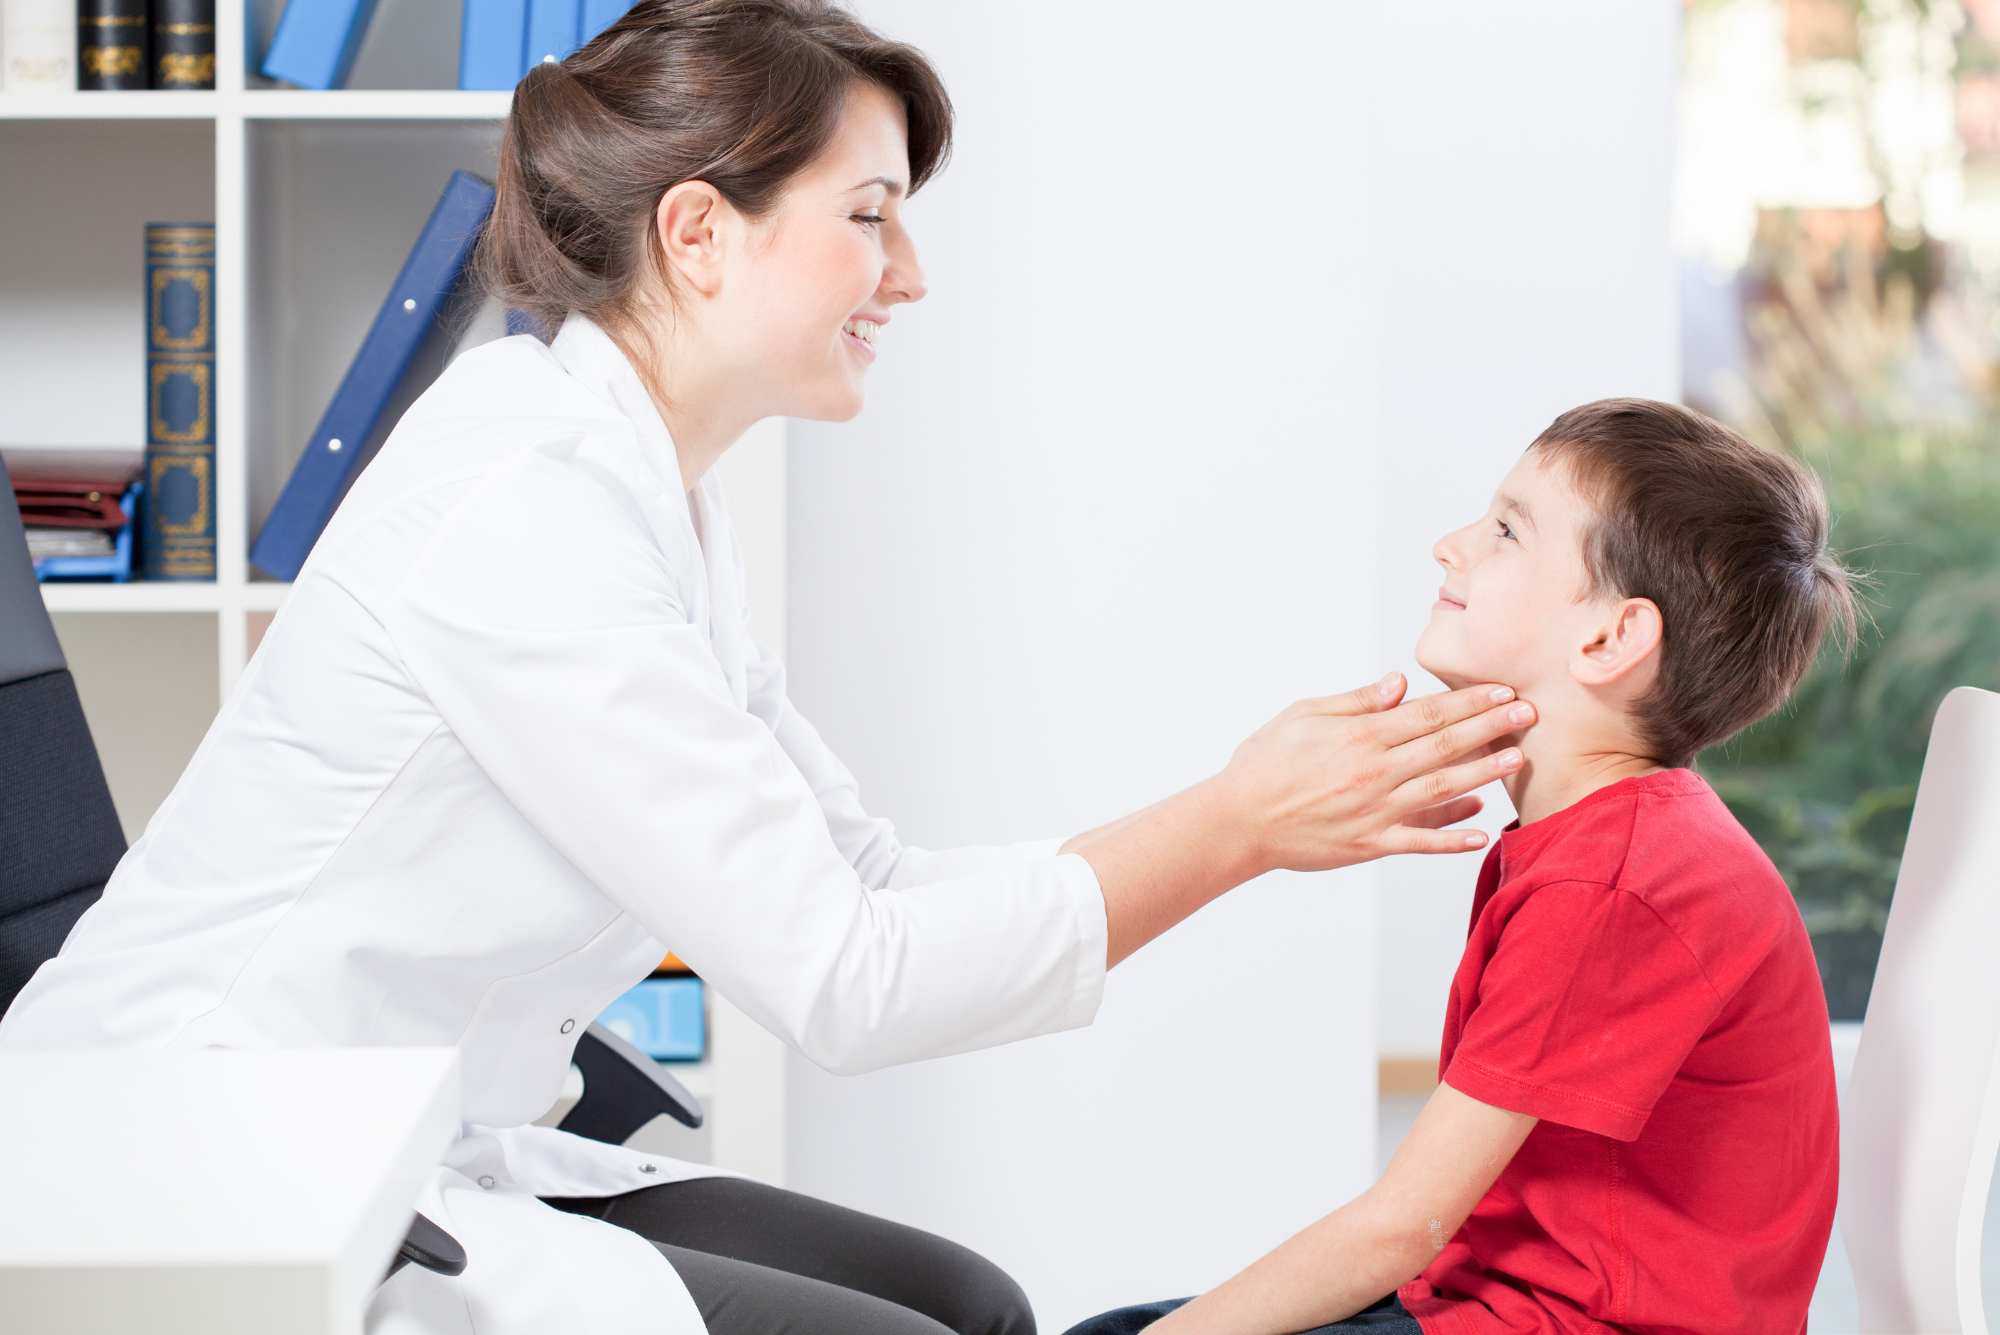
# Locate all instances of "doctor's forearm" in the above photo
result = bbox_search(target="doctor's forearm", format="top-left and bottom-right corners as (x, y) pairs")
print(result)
(1059, 796), (1174, 858)
(1080, 780), (1265, 969)
(1074, 678), (1532, 968)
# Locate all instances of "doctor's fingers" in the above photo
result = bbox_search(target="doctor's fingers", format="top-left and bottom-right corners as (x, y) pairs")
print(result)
(1352, 683), (1526, 752)
(1382, 747), (1524, 831)
(1296, 671), (1411, 719)
(1381, 695), (1536, 782)
(1375, 814), (1495, 856)
(1400, 794), (1485, 830)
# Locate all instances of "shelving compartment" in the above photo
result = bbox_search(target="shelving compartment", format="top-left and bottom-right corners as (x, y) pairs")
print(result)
(0, 119), (215, 450)
(51, 613), (220, 840)
(245, 116), (505, 546)
(245, 0), (465, 93)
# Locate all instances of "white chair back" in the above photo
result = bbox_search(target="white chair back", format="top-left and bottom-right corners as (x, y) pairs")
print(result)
(1843, 686), (2000, 1334)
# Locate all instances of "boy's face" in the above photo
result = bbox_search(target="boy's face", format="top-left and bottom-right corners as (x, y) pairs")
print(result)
(1415, 449), (1603, 694)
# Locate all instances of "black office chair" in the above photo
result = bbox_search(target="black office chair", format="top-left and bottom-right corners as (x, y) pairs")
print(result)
(0, 457), (701, 1286)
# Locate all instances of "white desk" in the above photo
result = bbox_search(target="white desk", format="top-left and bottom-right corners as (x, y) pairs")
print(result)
(0, 1048), (459, 1335)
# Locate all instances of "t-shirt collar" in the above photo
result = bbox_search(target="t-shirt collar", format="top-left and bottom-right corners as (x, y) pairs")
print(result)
(1497, 767), (1709, 873)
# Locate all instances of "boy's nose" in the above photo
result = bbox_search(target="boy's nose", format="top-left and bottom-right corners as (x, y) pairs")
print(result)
(1433, 527), (1466, 572)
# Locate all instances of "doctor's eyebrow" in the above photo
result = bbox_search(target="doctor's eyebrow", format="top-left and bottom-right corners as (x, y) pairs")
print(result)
(848, 175), (906, 197)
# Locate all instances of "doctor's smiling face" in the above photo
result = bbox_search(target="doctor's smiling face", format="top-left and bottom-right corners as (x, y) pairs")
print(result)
(656, 79), (927, 425)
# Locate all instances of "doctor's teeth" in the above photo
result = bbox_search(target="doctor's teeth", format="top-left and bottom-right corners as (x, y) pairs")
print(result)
(844, 320), (878, 344)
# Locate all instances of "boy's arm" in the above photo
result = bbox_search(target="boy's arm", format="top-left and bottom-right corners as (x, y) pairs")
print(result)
(1150, 1082), (1537, 1335)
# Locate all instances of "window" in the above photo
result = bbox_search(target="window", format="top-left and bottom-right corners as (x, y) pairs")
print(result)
(1680, 0), (2000, 1017)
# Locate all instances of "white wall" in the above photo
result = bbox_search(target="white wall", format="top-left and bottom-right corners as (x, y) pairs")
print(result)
(777, 0), (1681, 1322)
(1372, 1), (1681, 1056)
(783, 1), (1383, 1326)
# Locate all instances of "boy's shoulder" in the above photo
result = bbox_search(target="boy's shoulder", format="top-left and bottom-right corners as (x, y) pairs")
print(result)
(1497, 768), (1799, 971)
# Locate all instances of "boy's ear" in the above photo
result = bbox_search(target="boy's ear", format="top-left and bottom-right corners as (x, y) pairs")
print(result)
(1571, 597), (1663, 689)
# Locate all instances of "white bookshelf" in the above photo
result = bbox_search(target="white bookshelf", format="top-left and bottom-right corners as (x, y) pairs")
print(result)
(0, 1), (788, 1184)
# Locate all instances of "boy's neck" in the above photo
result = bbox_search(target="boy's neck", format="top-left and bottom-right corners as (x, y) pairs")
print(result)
(1501, 710), (1665, 826)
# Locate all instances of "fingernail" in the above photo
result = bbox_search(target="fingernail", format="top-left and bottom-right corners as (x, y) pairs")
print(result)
(1488, 686), (1514, 703)
(1464, 833), (1487, 849)
(1495, 748), (1522, 770)
(1508, 703), (1535, 725)
(1378, 672), (1400, 700)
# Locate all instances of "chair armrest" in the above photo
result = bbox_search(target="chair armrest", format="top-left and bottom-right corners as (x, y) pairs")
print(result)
(384, 1211), (466, 1283)
(558, 1021), (704, 1146)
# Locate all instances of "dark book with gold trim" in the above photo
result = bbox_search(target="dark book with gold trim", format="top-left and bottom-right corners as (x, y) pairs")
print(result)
(78, 0), (148, 90)
(153, 0), (215, 90)
(145, 223), (216, 582)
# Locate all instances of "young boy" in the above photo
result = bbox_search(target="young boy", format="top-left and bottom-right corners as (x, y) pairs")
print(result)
(1068, 400), (1853, 1335)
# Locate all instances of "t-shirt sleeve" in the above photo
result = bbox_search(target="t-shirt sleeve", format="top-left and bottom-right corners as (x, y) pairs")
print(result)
(1443, 880), (1722, 1141)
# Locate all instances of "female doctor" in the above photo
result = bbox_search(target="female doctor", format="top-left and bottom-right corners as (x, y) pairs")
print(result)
(0, 3), (1534, 1333)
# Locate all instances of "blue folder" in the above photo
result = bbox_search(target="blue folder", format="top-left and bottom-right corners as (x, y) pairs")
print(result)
(261, 0), (381, 90)
(459, 0), (529, 90)
(250, 172), (497, 582)
(524, 0), (582, 73)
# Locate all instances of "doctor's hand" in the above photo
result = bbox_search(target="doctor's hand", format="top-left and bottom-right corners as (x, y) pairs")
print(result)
(1064, 673), (1532, 969)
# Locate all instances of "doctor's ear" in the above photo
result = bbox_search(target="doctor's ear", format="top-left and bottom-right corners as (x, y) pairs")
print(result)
(1571, 597), (1663, 689)
(656, 181), (730, 294)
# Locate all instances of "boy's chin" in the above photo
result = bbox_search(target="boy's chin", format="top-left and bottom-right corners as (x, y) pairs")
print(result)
(1414, 650), (1484, 693)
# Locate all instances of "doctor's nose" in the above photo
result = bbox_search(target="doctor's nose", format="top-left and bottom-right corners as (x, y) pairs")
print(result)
(881, 230), (928, 306)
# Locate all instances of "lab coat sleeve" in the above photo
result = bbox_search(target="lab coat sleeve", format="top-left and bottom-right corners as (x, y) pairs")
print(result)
(741, 634), (1069, 890)
(384, 443), (1108, 1076)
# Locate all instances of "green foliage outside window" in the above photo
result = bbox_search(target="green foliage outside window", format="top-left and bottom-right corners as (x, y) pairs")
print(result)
(1681, 0), (2000, 1018)
(1698, 427), (2000, 1018)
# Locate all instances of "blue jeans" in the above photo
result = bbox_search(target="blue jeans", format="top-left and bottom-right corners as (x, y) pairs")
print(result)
(1062, 1292), (1420, 1335)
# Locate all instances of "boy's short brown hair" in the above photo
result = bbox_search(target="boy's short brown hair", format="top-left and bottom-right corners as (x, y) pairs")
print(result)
(1530, 399), (1857, 768)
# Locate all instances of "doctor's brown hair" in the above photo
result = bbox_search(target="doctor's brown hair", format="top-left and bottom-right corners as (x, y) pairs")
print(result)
(1529, 399), (1858, 769)
(482, 0), (950, 339)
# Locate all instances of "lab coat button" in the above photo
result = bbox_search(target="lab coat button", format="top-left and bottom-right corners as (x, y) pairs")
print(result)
(640, 1163), (657, 1174)
(560, 1019), (575, 1034)
(478, 1175), (496, 1190)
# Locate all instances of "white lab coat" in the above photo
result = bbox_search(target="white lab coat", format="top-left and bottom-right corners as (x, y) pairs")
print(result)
(0, 315), (1110, 1334)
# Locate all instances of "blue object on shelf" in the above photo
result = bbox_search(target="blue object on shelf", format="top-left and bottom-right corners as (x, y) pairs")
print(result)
(35, 483), (141, 583)
(260, 0), (382, 90)
(460, 0), (530, 90)
(524, 0), (582, 74)
(579, 0), (633, 47)
(596, 976), (704, 1060)
(250, 171), (496, 582)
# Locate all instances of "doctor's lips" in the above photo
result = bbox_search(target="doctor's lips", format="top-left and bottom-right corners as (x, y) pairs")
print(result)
(1434, 585), (1467, 612)
(842, 318), (882, 358)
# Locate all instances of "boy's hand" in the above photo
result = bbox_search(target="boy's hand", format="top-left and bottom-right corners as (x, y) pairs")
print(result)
(1151, 1082), (1538, 1335)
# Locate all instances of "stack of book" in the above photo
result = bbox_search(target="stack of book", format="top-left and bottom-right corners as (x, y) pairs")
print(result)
(0, 1), (216, 91)
(4, 448), (144, 581)
(256, 0), (635, 92)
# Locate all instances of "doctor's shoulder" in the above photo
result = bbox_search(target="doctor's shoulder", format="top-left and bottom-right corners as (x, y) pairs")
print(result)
(310, 339), (686, 587)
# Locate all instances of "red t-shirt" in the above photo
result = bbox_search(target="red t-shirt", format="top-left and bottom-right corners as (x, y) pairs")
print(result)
(1398, 769), (1837, 1335)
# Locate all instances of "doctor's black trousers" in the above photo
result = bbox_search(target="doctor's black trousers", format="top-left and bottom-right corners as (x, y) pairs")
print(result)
(544, 1176), (1036, 1335)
